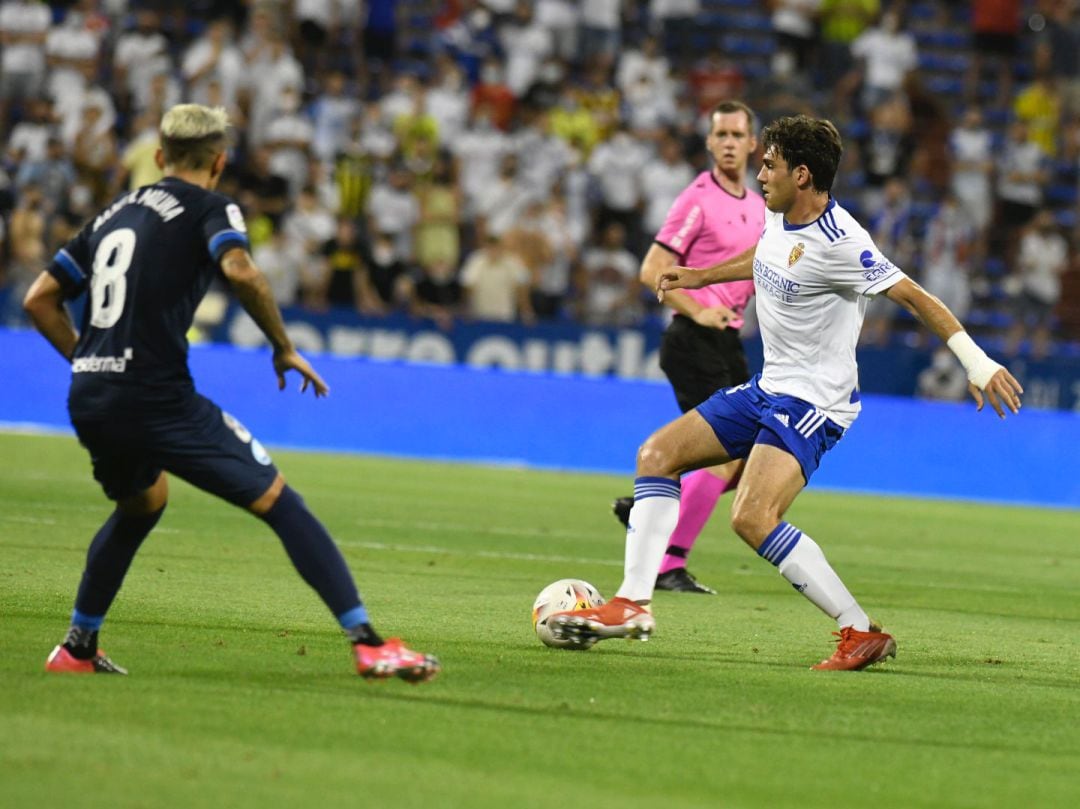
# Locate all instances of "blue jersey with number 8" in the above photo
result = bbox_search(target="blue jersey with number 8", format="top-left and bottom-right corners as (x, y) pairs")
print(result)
(47, 177), (248, 417)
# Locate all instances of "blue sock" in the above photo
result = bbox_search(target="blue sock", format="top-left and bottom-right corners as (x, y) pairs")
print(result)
(74, 507), (164, 621)
(757, 521), (803, 566)
(260, 486), (366, 621)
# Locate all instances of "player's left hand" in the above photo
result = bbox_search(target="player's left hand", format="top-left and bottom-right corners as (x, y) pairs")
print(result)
(273, 348), (330, 397)
(969, 367), (1023, 419)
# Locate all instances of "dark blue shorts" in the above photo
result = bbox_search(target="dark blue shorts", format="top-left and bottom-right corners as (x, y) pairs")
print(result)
(696, 375), (845, 482)
(72, 393), (279, 506)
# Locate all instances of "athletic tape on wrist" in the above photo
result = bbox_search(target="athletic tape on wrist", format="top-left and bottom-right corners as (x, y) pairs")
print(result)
(947, 331), (1002, 389)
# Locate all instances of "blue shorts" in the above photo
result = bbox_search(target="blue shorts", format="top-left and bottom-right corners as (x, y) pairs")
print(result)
(72, 393), (279, 506)
(696, 375), (845, 483)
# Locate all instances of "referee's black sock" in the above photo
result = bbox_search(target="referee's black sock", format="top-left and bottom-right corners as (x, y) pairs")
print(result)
(260, 485), (366, 622)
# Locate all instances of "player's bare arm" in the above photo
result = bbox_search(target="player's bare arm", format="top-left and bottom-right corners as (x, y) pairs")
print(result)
(23, 271), (78, 361)
(656, 245), (757, 303)
(640, 243), (735, 328)
(884, 277), (1023, 418)
(220, 247), (329, 397)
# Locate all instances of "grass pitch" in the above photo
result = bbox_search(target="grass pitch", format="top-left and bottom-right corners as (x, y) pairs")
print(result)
(1, 431), (1077, 809)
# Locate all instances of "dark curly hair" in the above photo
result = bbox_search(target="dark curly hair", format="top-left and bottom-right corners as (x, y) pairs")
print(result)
(760, 115), (843, 193)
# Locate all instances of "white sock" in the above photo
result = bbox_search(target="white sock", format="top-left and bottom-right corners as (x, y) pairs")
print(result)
(616, 477), (681, 602)
(760, 522), (870, 631)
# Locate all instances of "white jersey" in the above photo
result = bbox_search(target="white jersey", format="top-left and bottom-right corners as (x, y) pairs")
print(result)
(753, 198), (906, 428)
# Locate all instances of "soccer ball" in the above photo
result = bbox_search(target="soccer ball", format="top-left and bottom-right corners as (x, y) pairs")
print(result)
(532, 578), (605, 650)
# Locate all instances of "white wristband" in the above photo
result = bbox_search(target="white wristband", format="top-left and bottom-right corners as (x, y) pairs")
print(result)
(947, 331), (1002, 389)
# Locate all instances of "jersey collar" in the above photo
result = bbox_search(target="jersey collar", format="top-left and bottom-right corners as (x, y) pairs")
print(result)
(782, 196), (835, 231)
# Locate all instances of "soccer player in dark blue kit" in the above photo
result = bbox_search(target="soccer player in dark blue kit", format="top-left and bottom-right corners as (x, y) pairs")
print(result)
(22, 104), (439, 682)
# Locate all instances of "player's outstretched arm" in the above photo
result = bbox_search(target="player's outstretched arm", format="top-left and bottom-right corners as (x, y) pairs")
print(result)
(220, 247), (329, 397)
(23, 271), (78, 361)
(655, 245), (756, 302)
(884, 277), (1023, 418)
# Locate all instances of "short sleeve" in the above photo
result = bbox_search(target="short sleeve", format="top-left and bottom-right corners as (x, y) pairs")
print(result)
(654, 187), (703, 260)
(201, 196), (250, 263)
(47, 226), (93, 299)
(826, 233), (907, 296)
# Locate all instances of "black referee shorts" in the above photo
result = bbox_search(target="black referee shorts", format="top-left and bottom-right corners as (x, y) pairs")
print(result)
(658, 314), (751, 413)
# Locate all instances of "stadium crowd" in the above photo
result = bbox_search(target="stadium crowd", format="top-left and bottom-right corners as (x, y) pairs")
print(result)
(1, 0), (1078, 363)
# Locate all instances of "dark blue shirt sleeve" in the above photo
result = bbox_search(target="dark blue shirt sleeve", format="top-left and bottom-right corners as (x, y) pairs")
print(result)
(200, 196), (250, 263)
(47, 227), (92, 299)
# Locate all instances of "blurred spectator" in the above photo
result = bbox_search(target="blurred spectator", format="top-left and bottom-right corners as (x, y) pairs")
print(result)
(949, 107), (995, 237)
(817, 0), (878, 89)
(588, 121), (650, 248)
(650, 0), (701, 67)
(452, 103), (510, 226)
(283, 186), (337, 305)
(182, 18), (245, 110)
(994, 120), (1050, 259)
(2, 181), (45, 326)
(862, 177), (915, 345)
(71, 103), (116, 205)
(112, 8), (170, 116)
(917, 346), (969, 402)
(967, 0), (1020, 107)
(536, 0), (580, 62)
(0, 0), (52, 128)
(363, 0), (399, 65)
(616, 34), (670, 98)
(1005, 208), (1068, 358)
(687, 48), (745, 115)
(577, 221), (641, 326)
(858, 94), (914, 214)
(361, 229), (416, 314)
(580, 0), (623, 65)
(847, 7), (918, 113)
(415, 152), (463, 281)
(471, 58), (516, 131)
(921, 193), (976, 323)
(367, 163), (420, 261)
(459, 234), (534, 323)
(577, 59), (622, 141)
(438, 1), (500, 84)
(5, 97), (53, 164)
(311, 71), (361, 163)
(505, 194), (576, 320)
(320, 217), (368, 311)
(1013, 53), (1063, 157)
(426, 55), (471, 145)
(474, 152), (533, 239)
(769, 0), (822, 76)
(1037, 0), (1080, 122)
(15, 136), (75, 212)
(499, 1), (554, 98)
(640, 131), (695, 237)
(252, 227), (304, 306)
(263, 85), (316, 196)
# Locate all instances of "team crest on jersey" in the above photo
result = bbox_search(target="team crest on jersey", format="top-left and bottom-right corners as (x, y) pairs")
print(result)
(226, 203), (247, 233)
(787, 242), (806, 267)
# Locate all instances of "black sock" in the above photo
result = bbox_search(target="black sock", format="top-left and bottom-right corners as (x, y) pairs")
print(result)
(63, 627), (99, 660)
(260, 486), (363, 618)
(75, 506), (164, 616)
(344, 623), (384, 647)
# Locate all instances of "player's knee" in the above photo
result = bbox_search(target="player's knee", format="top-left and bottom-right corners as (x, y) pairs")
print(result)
(636, 436), (675, 477)
(730, 498), (771, 545)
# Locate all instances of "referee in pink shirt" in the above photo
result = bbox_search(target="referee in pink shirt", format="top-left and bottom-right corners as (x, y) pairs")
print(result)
(613, 100), (765, 594)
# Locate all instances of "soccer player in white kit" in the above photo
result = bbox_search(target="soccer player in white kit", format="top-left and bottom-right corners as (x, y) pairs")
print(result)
(551, 115), (1024, 670)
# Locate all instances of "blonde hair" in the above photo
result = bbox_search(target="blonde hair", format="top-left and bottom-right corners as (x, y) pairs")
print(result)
(160, 104), (230, 170)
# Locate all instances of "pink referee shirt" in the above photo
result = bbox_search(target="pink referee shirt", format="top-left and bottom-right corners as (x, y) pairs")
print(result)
(654, 170), (765, 329)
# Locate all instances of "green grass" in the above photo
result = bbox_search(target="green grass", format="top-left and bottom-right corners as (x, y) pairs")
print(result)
(1, 431), (1078, 809)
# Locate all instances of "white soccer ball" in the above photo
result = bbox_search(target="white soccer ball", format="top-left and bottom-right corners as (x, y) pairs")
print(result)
(532, 578), (605, 650)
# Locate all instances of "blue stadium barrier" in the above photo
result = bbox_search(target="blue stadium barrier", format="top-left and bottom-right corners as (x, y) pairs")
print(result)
(3, 328), (1078, 509)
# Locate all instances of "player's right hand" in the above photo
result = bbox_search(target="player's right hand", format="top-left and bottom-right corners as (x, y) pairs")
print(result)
(273, 348), (330, 398)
